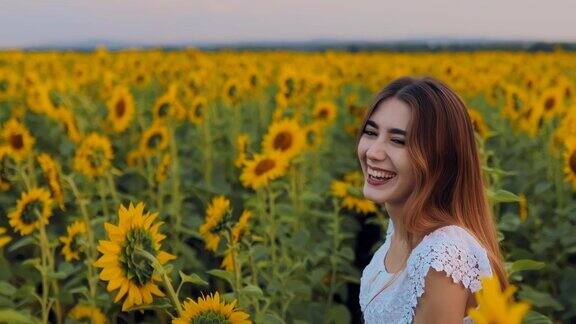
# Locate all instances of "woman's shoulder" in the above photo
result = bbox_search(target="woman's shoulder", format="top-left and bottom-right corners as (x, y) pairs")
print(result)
(407, 224), (493, 293)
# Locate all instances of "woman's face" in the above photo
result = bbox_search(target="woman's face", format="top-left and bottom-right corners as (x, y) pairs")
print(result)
(357, 97), (415, 206)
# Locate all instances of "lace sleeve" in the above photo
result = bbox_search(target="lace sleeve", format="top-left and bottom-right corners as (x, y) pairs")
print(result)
(402, 225), (493, 321)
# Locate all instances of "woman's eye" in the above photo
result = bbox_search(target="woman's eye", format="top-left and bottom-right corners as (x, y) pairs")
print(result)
(362, 129), (377, 136)
(392, 139), (405, 145)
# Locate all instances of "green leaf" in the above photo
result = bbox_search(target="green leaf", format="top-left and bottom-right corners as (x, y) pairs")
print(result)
(507, 259), (545, 276)
(487, 189), (519, 203)
(0, 309), (38, 324)
(7, 236), (35, 252)
(522, 311), (553, 324)
(518, 285), (564, 311)
(0, 281), (17, 296)
(206, 269), (234, 286)
(179, 271), (208, 287)
(238, 284), (264, 299)
(255, 312), (285, 324)
(326, 304), (351, 324)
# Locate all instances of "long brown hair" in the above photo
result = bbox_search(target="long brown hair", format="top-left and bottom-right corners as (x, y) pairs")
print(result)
(356, 76), (508, 290)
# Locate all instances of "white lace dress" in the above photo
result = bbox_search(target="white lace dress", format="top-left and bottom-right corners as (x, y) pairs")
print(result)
(359, 218), (493, 324)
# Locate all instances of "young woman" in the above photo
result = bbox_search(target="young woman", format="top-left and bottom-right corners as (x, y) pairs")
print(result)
(357, 76), (508, 323)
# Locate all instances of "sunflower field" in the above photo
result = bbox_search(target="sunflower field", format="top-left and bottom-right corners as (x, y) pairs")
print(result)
(0, 48), (574, 324)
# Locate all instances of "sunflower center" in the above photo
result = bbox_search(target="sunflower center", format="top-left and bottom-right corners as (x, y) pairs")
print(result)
(250, 75), (258, 87)
(70, 233), (84, 255)
(21, 199), (43, 225)
(318, 109), (329, 120)
(284, 78), (295, 97)
(9, 134), (24, 150)
(0, 80), (8, 93)
(147, 133), (163, 149)
(159, 102), (171, 117)
(87, 148), (106, 169)
(273, 132), (293, 151)
(194, 103), (204, 118)
(254, 158), (275, 176)
(116, 99), (126, 117)
(136, 75), (144, 84)
(569, 151), (576, 175)
(544, 97), (555, 111)
(513, 94), (521, 111)
(121, 228), (157, 286)
(192, 310), (230, 324)
(227, 85), (238, 99)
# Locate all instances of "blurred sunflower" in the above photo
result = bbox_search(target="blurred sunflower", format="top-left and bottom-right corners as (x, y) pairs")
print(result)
(139, 121), (170, 156)
(1, 118), (35, 162)
(155, 154), (171, 183)
(222, 79), (242, 106)
(106, 86), (135, 133)
(303, 121), (324, 151)
(55, 108), (82, 143)
(59, 220), (87, 262)
(261, 118), (305, 161)
(563, 136), (576, 191)
(94, 202), (176, 311)
(0, 227), (12, 248)
(0, 69), (18, 100)
(199, 196), (231, 252)
(538, 87), (564, 120)
(467, 108), (490, 139)
(312, 101), (337, 124)
(331, 171), (377, 214)
(234, 134), (250, 168)
(172, 291), (251, 324)
(8, 187), (53, 236)
(132, 69), (150, 89)
(189, 96), (208, 125)
(126, 149), (146, 169)
(68, 304), (107, 324)
(152, 91), (186, 121)
(73, 133), (113, 178)
(240, 151), (289, 191)
(467, 276), (530, 324)
(221, 210), (252, 272)
(37, 153), (65, 210)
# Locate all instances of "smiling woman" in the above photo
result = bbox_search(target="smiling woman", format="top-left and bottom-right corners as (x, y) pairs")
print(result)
(356, 76), (508, 324)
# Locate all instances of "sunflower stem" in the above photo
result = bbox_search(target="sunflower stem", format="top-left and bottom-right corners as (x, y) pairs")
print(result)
(64, 175), (98, 308)
(37, 217), (52, 324)
(168, 125), (182, 249)
(98, 178), (110, 223)
(134, 248), (183, 317)
(106, 172), (120, 208)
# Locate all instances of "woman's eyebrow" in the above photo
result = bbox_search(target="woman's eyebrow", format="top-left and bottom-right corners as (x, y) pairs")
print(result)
(366, 120), (406, 136)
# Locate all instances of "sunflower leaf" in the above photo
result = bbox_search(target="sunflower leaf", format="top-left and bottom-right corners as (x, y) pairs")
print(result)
(178, 270), (208, 287)
(206, 269), (234, 287)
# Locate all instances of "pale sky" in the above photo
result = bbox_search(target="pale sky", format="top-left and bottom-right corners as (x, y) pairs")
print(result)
(0, 0), (575, 48)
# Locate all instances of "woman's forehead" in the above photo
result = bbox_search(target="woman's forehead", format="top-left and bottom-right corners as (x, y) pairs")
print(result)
(369, 98), (412, 130)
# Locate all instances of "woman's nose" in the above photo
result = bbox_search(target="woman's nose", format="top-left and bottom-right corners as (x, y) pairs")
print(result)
(366, 143), (388, 161)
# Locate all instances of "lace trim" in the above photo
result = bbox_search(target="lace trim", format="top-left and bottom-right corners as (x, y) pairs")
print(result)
(361, 225), (492, 324)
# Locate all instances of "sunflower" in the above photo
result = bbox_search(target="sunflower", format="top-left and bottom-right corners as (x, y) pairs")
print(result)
(37, 153), (65, 210)
(467, 275), (530, 324)
(172, 291), (251, 324)
(221, 210), (252, 272)
(152, 91), (187, 122)
(155, 154), (171, 183)
(330, 171), (377, 214)
(303, 121), (324, 151)
(68, 304), (107, 324)
(94, 202), (176, 311)
(188, 96), (208, 125)
(222, 79), (242, 106)
(234, 134), (250, 168)
(261, 118), (305, 161)
(55, 108), (82, 143)
(240, 151), (289, 191)
(312, 101), (337, 124)
(199, 196), (231, 253)
(8, 187), (53, 236)
(0, 69), (18, 100)
(132, 69), (150, 89)
(563, 136), (576, 191)
(126, 149), (146, 169)
(2, 118), (35, 162)
(73, 133), (114, 178)
(106, 86), (135, 133)
(467, 108), (490, 139)
(0, 146), (13, 191)
(538, 87), (564, 121)
(0, 227), (12, 249)
(59, 220), (87, 262)
(139, 121), (170, 156)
